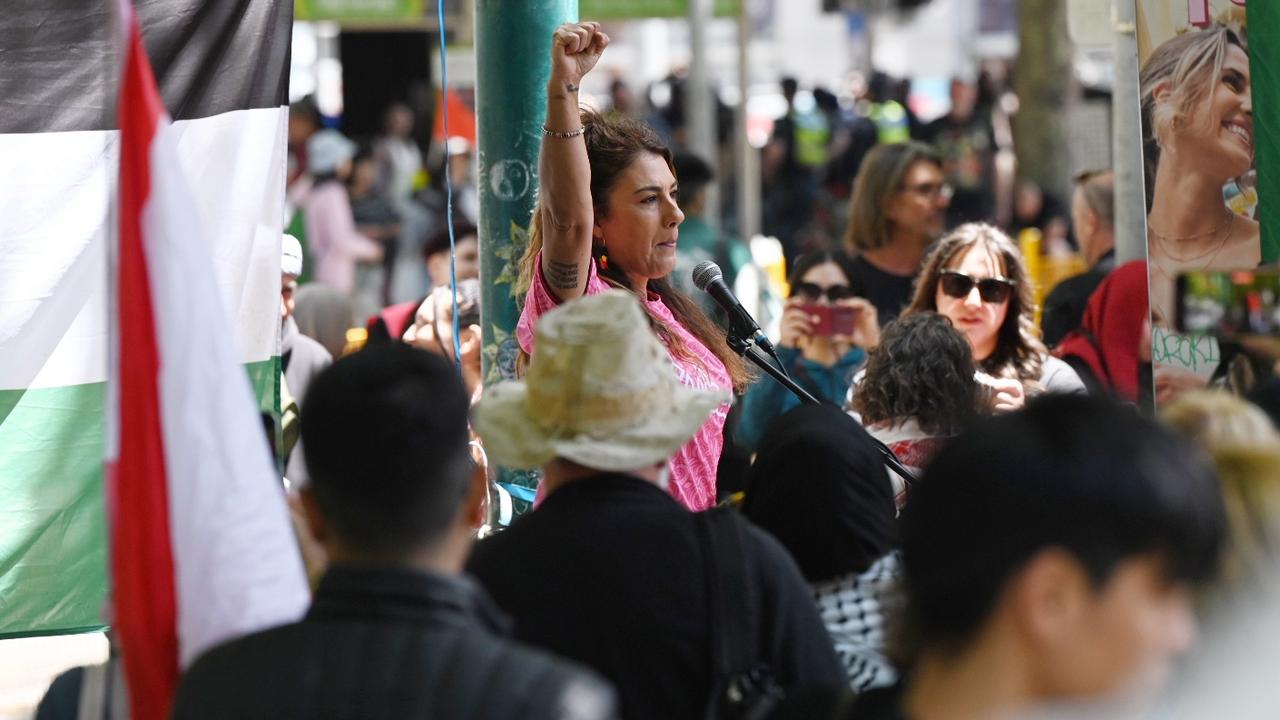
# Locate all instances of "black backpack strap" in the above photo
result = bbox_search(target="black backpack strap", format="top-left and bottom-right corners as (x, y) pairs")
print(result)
(695, 508), (755, 685)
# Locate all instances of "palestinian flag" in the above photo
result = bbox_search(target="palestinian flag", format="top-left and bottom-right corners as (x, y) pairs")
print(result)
(110, 2), (309, 716)
(0, 1), (296, 639)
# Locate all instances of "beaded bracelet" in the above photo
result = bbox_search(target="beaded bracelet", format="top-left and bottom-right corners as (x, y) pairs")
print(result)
(541, 124), (587, 139)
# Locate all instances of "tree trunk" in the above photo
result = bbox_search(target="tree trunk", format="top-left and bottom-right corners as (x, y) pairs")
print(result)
(1013, 0), (1075, 205)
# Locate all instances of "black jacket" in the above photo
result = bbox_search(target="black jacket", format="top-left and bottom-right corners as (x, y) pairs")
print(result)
(173, 565), (617, 720)
(468, 474), (845, 720)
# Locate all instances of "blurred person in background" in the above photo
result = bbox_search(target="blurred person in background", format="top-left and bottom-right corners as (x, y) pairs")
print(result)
(736, 250), (879, 452)
(851, 312), (982, 508)
(292, 283), (355, 360)
(1156, 391), (1280, 720)
(469, 290), (841, 719)
(514, 22), (750, 511)
(423, 221), (480, 290)
(303, 129), (383, 302)
(901, 223), (1084, 409)
(373, 102), (422, 212)
(1042, 170), (1117, 347)
(365, 222), (479, 345)
(1054, 260), (1152, 409)
(280, 234), (332, 486)
(1006, 177), (1069, 251)
(402, 279), (483, 403)
(347, 144), (401, 307)
(775, 395), (1225, 720)
(741, 403), (901, 693)
(174, 345), (617, 719)
(1162, 389), (1280, 456)
(919, 77), (1005, 228)
(764, 76), (831, 266)
(607, 77), (636, 118)
(670, 152), (753, 322)
(843, 142), (949, 323)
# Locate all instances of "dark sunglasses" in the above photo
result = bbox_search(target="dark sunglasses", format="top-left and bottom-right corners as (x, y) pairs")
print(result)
(792, 282), (856, 302)
(938, 271), (1015, 304)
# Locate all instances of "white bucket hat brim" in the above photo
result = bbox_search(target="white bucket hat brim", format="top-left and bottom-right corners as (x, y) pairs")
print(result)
(471, 290), (729, 472)
(473, 377), (726, 471)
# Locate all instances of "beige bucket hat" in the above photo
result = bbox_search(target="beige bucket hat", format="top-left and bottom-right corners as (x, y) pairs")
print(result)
(473, 290), (729, 471)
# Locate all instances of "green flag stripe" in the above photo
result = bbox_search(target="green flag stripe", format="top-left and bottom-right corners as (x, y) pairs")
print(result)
(0, 359), (278, 638)
(1253, 1), (1279, 264)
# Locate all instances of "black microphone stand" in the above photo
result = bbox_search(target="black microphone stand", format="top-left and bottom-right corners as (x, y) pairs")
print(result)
(726, 334), (920, 485)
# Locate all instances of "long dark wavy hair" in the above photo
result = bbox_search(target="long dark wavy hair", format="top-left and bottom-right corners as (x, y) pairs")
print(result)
(516, 108), (751, 391)
(902, 223), (1046, 384)
(853, 312), (980, 436)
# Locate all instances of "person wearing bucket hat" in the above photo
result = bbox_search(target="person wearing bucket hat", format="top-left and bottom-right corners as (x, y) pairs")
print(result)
(302, 129), (383, 296)
(512, 21), (753, 511)
(474, 290), (726, 473)
(469, 291), (843, 720)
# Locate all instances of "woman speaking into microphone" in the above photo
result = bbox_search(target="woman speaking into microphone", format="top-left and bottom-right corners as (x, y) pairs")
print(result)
(515, 22), (750, 510)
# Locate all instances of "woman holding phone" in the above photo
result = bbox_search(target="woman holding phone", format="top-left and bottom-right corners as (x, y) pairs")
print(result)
(736, 250), (880, 451)
(900, 223), (1084, 411)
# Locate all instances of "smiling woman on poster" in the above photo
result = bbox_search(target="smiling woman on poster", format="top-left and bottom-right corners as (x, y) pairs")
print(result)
(1140, 23), (1256, 324)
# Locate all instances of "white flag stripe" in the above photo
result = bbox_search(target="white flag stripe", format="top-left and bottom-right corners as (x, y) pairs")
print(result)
(0, 106), (287, 392)
(0, 130), (113, 392)
(143, 119), (308, 668)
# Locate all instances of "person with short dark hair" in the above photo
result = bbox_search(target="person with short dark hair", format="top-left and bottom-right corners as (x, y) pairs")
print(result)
(174, 345), (616, 720)
(775, 394), (1227, 720)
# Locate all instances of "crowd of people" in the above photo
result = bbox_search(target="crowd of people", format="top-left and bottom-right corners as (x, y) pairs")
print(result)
(37, 16), (1280, 720)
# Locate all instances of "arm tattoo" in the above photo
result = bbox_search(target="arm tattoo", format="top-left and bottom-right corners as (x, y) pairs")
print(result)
(545, 259), (580, 289)
(565, 82), (579, 94)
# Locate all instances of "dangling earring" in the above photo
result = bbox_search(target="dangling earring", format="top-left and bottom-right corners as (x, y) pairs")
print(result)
(600, 253), (609, 271)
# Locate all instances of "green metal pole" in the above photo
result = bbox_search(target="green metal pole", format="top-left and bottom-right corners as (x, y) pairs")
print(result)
(475, 0), (577, 513)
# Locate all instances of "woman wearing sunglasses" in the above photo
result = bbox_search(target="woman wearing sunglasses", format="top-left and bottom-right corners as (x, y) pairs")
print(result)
(736, 250), (880, 451)
(901, 223), (1084, 411)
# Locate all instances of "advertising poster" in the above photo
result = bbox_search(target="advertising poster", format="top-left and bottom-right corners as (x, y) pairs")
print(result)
(1136, 0), (1262, 400)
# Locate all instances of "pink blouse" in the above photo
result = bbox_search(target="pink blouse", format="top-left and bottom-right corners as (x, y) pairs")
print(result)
(518, 254), (731, 511)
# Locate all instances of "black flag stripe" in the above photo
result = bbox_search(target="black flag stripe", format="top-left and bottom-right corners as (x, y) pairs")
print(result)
(0, 0), (291, 134)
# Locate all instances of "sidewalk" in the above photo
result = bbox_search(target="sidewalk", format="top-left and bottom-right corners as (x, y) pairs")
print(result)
(0, 634), (107, 720)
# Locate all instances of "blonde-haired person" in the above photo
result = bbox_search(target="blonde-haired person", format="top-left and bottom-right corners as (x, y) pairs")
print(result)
(899, 223), (1084, 411)
(513, 22), (749, 511)
(1161, 389), (1280, 457)
(1161, 391), (1280, 640)
(1141, 24), (1256, 323)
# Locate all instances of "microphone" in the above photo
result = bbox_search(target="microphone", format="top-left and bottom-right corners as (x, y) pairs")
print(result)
(692, 261), (776, 355)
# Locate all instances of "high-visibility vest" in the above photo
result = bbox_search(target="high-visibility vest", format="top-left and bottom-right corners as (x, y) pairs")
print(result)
(869, 100), (910, 144)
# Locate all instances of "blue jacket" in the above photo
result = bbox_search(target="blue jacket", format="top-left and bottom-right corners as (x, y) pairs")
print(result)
(735, 345), (866, 452)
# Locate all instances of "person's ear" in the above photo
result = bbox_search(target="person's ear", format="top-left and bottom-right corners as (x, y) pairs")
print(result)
(1084, 207), (1100, 238)
(298, 487), (329, 545)
(1011, 548), (1093, 648)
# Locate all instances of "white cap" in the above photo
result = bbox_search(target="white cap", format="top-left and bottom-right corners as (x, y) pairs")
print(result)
(282, 234), (303, 277)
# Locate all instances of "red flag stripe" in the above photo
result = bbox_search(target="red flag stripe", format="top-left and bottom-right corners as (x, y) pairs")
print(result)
(111, 7), (179, 720)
